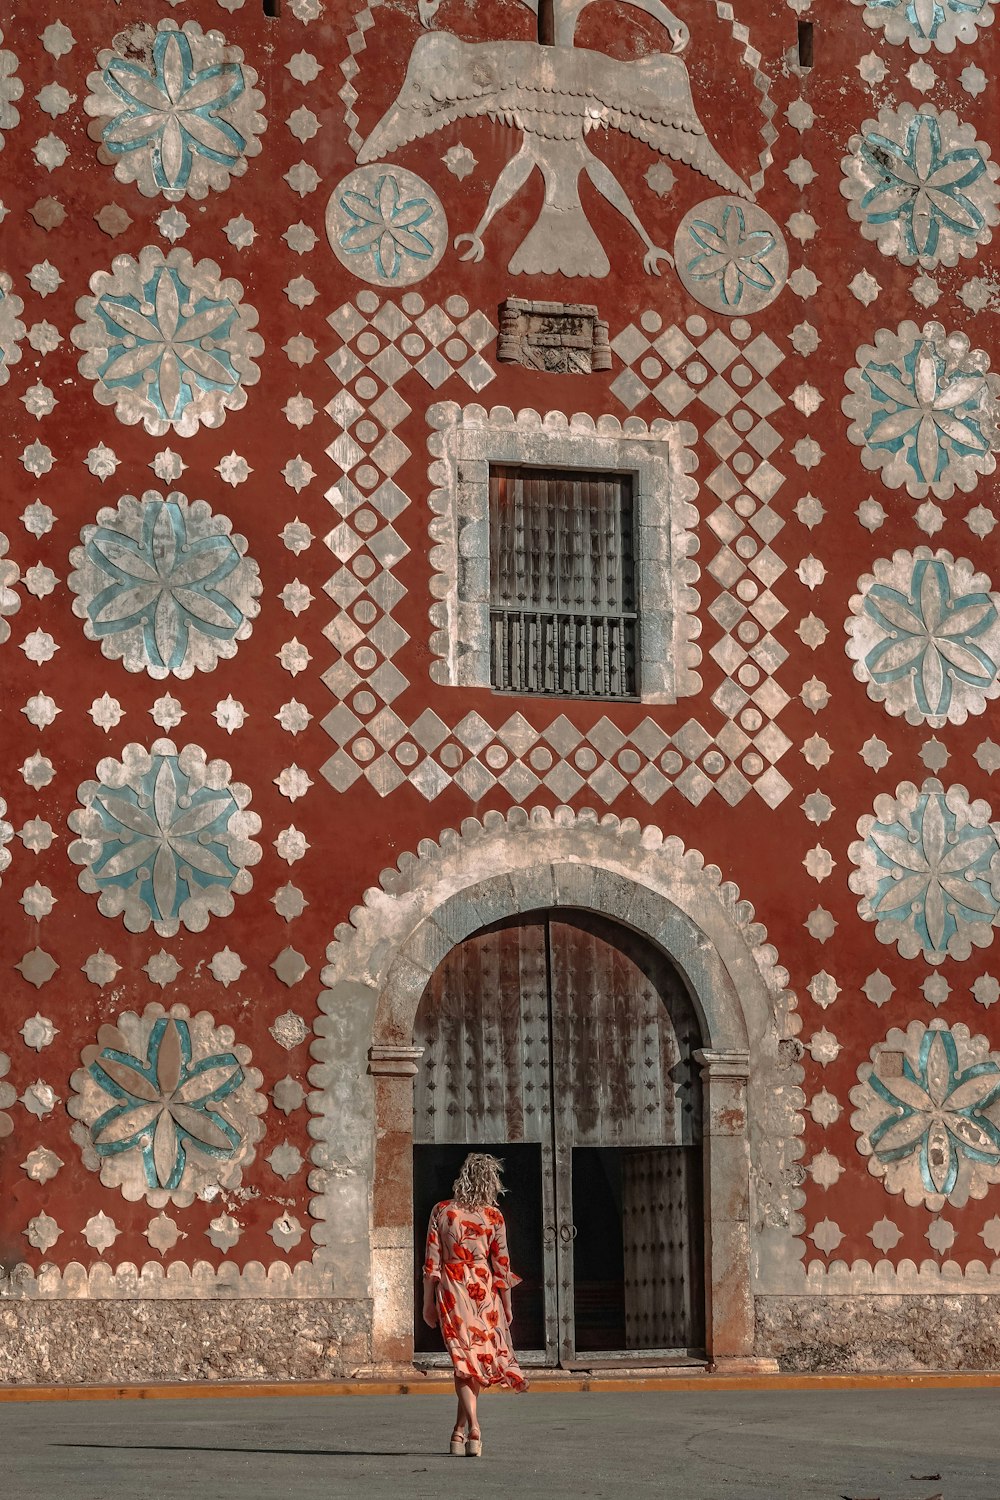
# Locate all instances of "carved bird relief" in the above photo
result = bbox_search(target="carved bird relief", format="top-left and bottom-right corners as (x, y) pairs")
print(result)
(359, 0), (753, 279)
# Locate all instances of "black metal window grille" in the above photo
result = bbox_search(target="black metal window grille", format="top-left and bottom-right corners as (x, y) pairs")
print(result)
(489, 464), (638, 699)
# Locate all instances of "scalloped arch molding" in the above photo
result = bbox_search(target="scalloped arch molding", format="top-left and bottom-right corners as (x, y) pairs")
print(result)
(314, 805), (806, 1361)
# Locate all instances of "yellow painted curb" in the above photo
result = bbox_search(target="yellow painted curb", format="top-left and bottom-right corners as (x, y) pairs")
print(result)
(3, 1371), (1000, 1402)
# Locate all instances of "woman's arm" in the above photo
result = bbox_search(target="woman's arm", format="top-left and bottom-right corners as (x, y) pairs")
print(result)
(422, 1274), (439, 1327)
(422, 1203), (443, 1326)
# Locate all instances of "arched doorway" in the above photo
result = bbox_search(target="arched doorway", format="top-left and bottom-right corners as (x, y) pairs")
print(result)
(411, 909), (705, 1366)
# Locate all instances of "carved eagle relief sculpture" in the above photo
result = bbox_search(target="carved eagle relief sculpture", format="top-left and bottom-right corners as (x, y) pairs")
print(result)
(359, 0), (753, 278)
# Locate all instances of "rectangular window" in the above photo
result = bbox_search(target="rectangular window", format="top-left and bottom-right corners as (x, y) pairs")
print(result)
(488, 465), (638, 699)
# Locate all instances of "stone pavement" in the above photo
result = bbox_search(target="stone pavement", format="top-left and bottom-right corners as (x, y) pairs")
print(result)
(1, 1388), (997, 1500)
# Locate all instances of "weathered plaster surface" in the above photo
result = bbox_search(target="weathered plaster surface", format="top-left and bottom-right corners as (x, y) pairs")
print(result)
(757, 1295), (1000, 1372)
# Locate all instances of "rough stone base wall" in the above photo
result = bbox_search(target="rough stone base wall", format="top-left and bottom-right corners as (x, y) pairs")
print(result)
(0, 1299), (372, 1385)
(757, 1296), (1000, 1372)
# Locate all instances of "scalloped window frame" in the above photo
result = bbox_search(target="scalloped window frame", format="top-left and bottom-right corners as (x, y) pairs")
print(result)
(426, 405), (702, 704)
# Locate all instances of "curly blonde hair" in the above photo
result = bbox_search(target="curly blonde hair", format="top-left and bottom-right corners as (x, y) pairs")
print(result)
(452, 1152), (505, 1209)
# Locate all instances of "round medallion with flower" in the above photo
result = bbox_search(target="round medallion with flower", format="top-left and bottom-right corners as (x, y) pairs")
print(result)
(843, 321), (1000, 499)
(68, 1003), (267, 1208)
(673, 196), (788, 315)
(851, 1019), (1000, 1210)
(69, 490), (261, 678)
(847, 548), (1000, 726)
(326, 165), (447, 287)
(68, 740), (262, 936)
(85, 19), (266, 201)
(72, 246), (263, 437)
(849, 778), (1000, 963)
(850, 0), (995, 53)
(841, 103), (1000, 268)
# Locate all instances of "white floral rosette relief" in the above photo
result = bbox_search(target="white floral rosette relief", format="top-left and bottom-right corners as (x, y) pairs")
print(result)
(849, 0), (995, 53)
(849, 778), (1000, 963)
(68, 491), (261, 678)
(68, 1002), (267, 1208)
(85, 20), (266, 201)
(844, 322), (1000, 500)
(846, 548), (1000, 727)
(68, 740), (262, 936)
(851, 1019), (1000, 1210)
(72, 246), (263, 438)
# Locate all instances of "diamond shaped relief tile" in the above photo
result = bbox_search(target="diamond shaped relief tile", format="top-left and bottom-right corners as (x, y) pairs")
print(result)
(653, 327), (694, 366)
(369, 707), (406, 748)
(588, 763), (627, 802)
(455, 712), (495, 753)
(710, 635), (747, 674)
(708, 592), (744, 631)
(748, 421), (781, 459)
(368, 572), (406, 611)
(714, 767), (752, 806)
(327, 432), (366, 471)
(751, 635), (788, 674)
(326, 478), (365, 517)
(542, 715), (583, 756)
(322, 659), (362, 699)
(705, 419), (741, 460)
(673, 719), (713, 760)
(632, 763), (670, 803)
(706, 464), (742, 501)
(754, 767), (792, 806)
(544, 761), (585, 799)
(700, 330), (738, 371)
(369, 346), (410, 386)
(707, 504), (743, 543)
(324, 566), (365, 606)
(707, 548), (745, 589)
(754, 723), (792, 762)
(366, 754), (407, 797)
(326, 390), (364, 428)
(411, 350), (450, 389)
(321, 704), (362, 744)
(749, 590), (787, 630)
(629, 718), (670, 758)
(368, 617), (409, 659)
(370, 433), (410, 475)
(460, 311), (497, 350)
(749, 547), (786, 586)
(699, 376), (739, 416)
(752, 678), (791, 717)
(742, 333), (783, 376)
(367, 662), (408, 703)
(711, 679), (749, 718)
(500, 762), (541, 800)
(610, 325), (649, 363)
(744, 380), (784, 417)
(609, 370), (649, 410)
(327, 346), (364, 384)
(409, 759), (451, 801)
(455, 761), (496, 799)
(750, 507), (784, 543)
(368, 527), (408, 568)
(320, 749), (362, 792)
(675, 764), (713, 805)
(324, 614), (365, 654)
(370, 389), (411, 429)
(652, 374), (694, 415)
(498, 713), (539, 757)
(410, 710), (449, 752)
(417, 307), (457, 344)
(715, 721), (750, 759)
(372, 303), (411, 340)
(587, 717), (626, 757)
(746, 462), (784, 502)
(328, 303), (365, 341)
(458, 354), (495, 391)
(368, 480), (408, 521)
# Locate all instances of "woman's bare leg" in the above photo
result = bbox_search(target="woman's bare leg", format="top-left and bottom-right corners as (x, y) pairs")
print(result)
(456, 1376), (481, 1436)
(453, 1379), (466, 1437)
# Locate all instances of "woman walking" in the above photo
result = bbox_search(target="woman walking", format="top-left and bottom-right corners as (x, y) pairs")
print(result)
(422, 1152), (528, 1456)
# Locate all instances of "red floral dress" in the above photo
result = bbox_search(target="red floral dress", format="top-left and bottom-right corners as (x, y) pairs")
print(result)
(424, 1200), (528, 1391)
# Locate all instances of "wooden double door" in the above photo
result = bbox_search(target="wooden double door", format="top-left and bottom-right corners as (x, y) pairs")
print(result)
(413, 911), (705, 1365)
